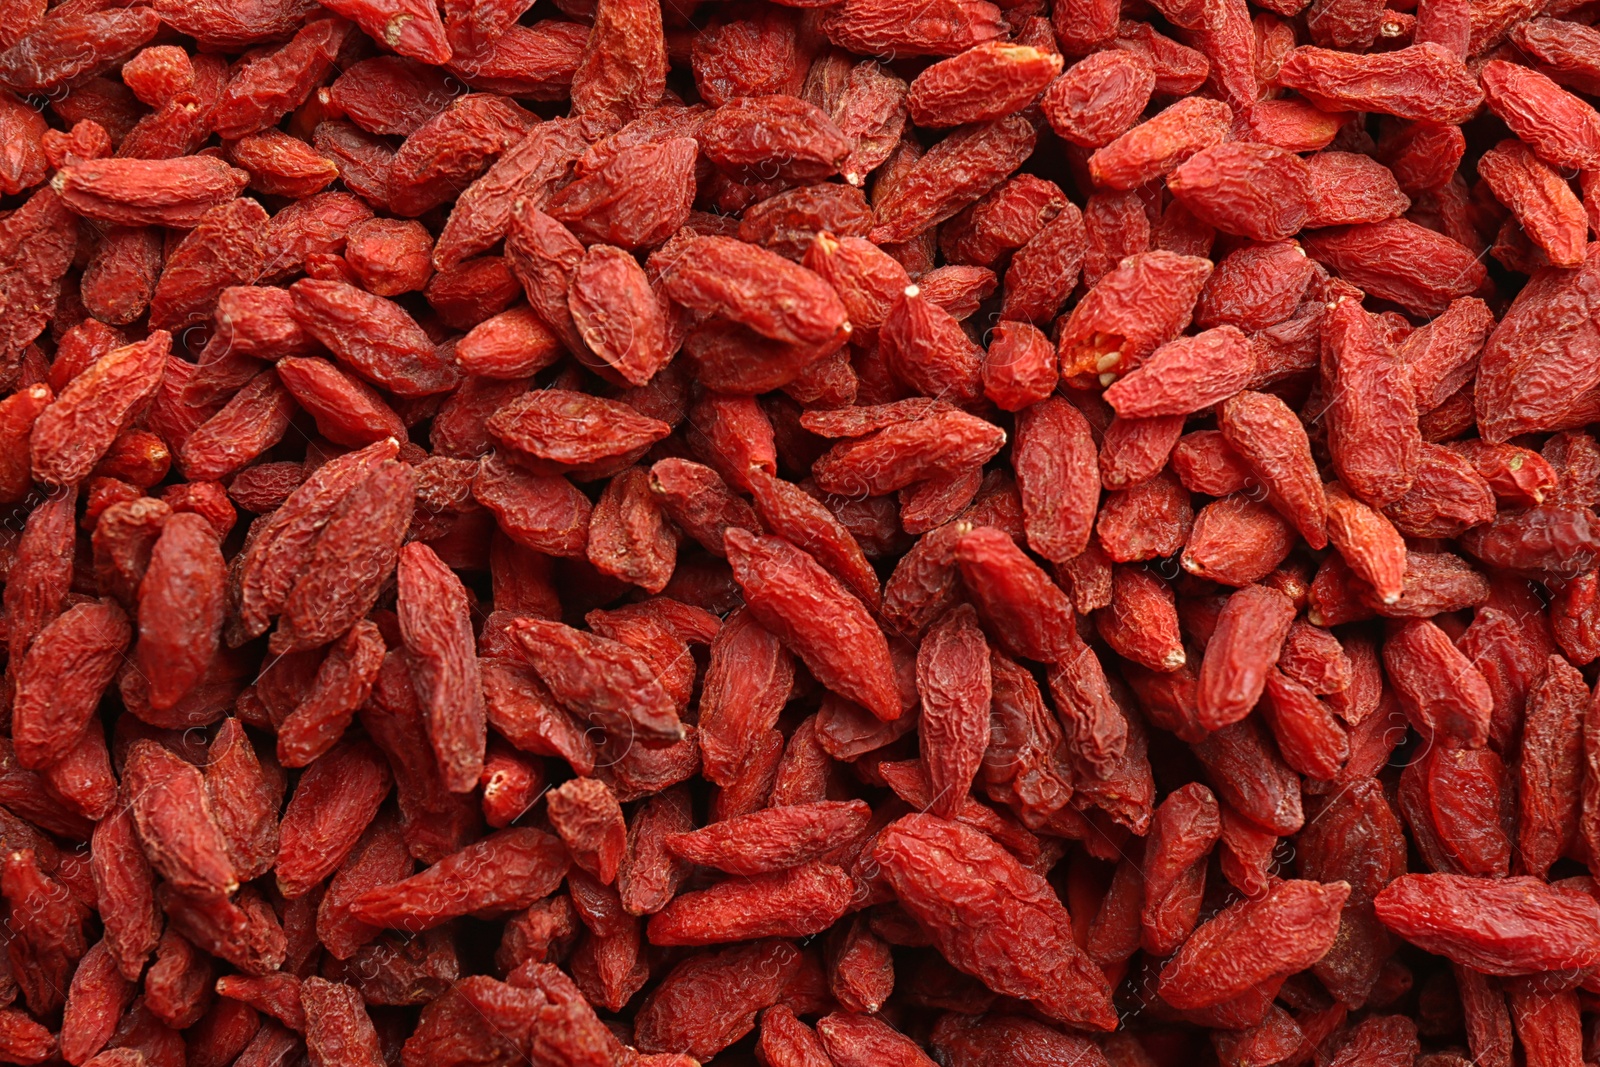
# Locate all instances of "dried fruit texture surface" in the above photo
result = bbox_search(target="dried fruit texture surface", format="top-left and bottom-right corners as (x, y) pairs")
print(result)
(0, 0), (1598, 1060)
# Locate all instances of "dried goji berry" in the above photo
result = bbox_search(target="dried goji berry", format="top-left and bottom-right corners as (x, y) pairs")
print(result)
(873, 814), (1117, 1030)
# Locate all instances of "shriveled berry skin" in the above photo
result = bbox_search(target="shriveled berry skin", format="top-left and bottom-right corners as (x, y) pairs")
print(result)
(1042, 50), (1155, 149)
(915, 605), (992, 818)
(1383, 617), (1494, 746)
(646, 861), (856, 945)
(1276, 43), (1483, 123)
(869, 116), (1037, 244)
(134, 511), (226, 711)
(1167, 143), (1314, 242)
(1196, 583), (1297, 730)
(350, 827), (570, 932)
(1057, 250), (1212, 379)
(1325, 481), (1407, 605)
(510, 616), (684, 747)
(273, 460), (413, 656)
(872, 814), (1118, 1031)
(881, 283), (984, 404)
(1476, 138), (1587, 268)
(1323, 297), (1423, 508)
(1106, 326), (1253, 418)
(1479, 60), (1600, 174)
(1014, 397), (1099, 563)
(275, 738), (393, 900)
(955, 525), (1083, 665)
(30, 331), (170, 488)
(907, 44), (1062, 129)
(12, 600), (130, 770)
(725, 529), (901, 722)
(1088, 97), (1233, 191)
(634, 939), (808, 1059)
(700, 96), (850, 183)
(1158, 879), (1351, 1008)
(823, 0), (1005, 57)
(1305, 151), (1411, 228)
(1217, 391), (1327, 548)
(666, 800), (870, 877)
(124, 740), (238, 900)
(1301, 219), (1487, 317)
(398, 542), (488, 794)
(1375, 874), (1600, 975)
(289, 280), (460, 398)
(53, 156), (250, 227)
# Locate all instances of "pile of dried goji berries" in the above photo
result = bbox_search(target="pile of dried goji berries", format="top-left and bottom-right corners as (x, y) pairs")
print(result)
(0, 0), (1599, 1060)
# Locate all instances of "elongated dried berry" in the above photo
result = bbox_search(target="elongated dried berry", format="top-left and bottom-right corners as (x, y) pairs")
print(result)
(726, 529), (901, 722)
(398, 542), (488, 794)
(873, 814), (1117, 1031)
